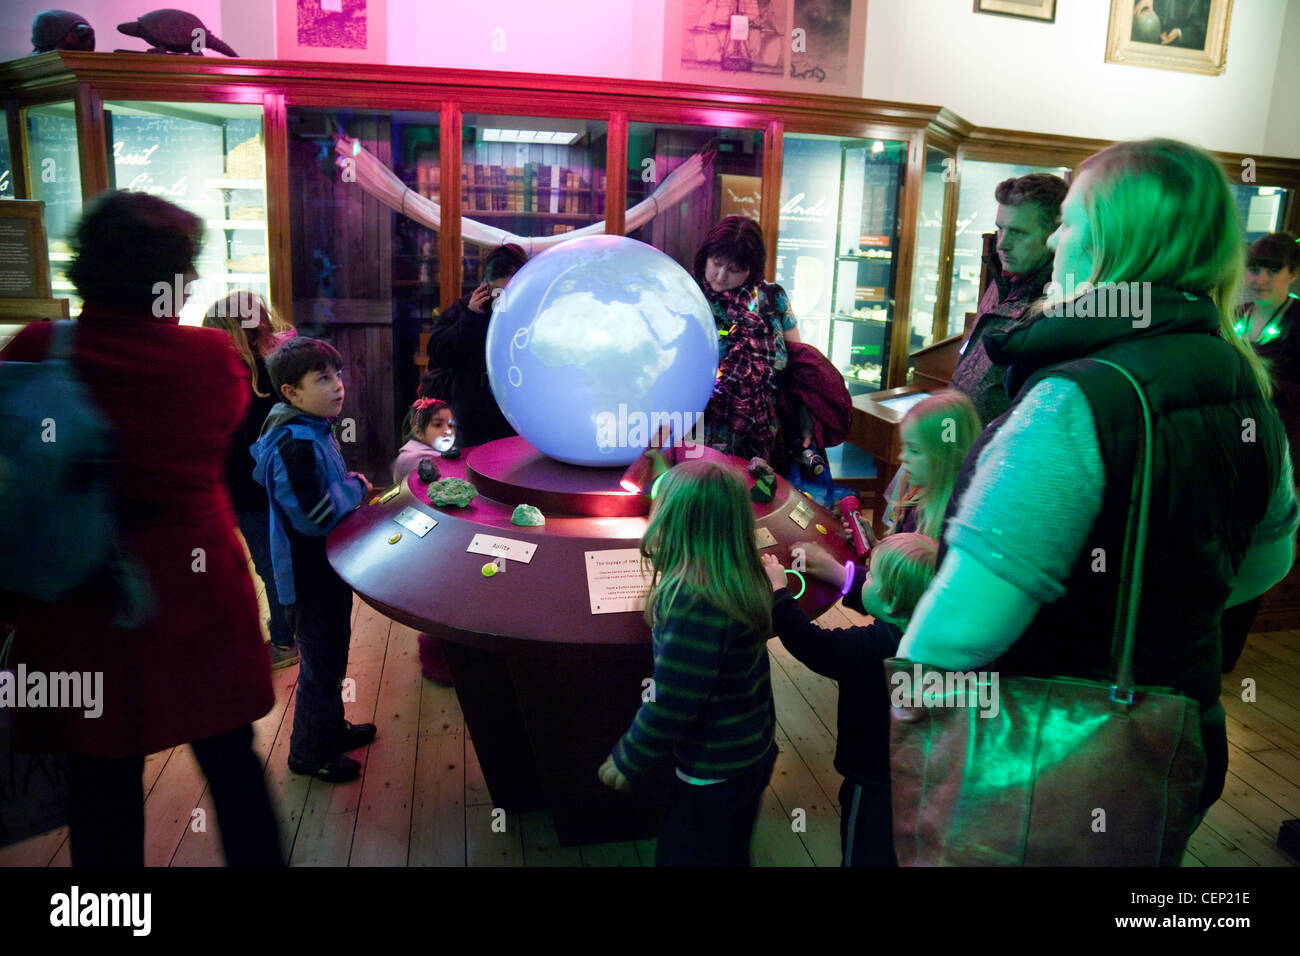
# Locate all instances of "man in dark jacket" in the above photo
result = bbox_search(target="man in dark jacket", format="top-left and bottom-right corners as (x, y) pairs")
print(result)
(425, 244), (527, 447)
(950, 173), (1067, 425)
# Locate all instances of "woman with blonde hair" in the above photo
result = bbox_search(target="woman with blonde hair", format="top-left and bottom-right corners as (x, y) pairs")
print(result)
(204, 290), (298, 668)
(900, 139), (1297, 832)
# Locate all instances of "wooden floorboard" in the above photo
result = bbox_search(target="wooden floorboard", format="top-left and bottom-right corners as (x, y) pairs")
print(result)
(4, 610), (1296, 868)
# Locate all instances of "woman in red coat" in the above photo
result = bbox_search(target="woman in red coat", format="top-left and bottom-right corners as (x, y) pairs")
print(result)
(1, 191), (281, 866)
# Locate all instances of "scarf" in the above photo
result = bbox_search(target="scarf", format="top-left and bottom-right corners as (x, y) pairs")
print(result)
(703, 284), (781, 460)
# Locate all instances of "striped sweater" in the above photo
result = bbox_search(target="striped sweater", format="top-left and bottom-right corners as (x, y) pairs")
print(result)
(612, 593), (775, 782)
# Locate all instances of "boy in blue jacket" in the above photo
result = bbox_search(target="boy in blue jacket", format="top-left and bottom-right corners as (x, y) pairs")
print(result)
(252, 337), (375, 782)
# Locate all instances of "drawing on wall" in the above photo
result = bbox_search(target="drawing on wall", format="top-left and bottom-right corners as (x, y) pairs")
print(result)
(665, 0), (865, 95)
(298, 0), (367, 49)
(276, 0), (386, 63)
(790, 0), (853, 84)
(1106, 0), (1233, 75)
(681, 1), (787, 77)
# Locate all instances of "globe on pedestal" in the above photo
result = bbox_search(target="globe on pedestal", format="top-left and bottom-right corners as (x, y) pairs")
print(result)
(485, 234), (718, 467)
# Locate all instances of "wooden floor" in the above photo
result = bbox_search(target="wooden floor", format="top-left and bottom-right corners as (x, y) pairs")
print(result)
(3, 585), (1299, 867)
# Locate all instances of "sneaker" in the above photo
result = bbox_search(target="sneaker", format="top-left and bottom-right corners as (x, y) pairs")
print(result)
(287, 753), (361, 783)
(337, 721), (377, 752)
(269, 643), (299, 670)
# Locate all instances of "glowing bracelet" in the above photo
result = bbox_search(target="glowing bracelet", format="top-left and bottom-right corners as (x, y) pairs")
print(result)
(839, 560), (856, 599)
(784, 569), (806, 600)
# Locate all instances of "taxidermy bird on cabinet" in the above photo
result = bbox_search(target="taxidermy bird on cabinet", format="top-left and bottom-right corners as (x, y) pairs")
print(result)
(30, 9), (96, 54)
(116, 8), (239, 56)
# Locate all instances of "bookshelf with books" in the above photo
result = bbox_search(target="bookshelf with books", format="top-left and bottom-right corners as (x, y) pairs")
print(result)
(458, 115), (608, 290)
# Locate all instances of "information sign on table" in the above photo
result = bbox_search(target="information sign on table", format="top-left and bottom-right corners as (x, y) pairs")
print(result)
(585, 549), (655, 615)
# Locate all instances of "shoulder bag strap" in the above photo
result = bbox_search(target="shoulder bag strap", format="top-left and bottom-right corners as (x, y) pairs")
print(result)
(1089, 358), (1153, 709)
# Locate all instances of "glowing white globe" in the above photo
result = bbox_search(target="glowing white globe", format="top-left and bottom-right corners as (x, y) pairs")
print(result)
(485, 235), (718, 467)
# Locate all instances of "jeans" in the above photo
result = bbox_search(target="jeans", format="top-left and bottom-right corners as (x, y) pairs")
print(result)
(285, 572), (354, 764)
(67, 724), (283, 867)
(654, 744), (777, 867)
(237, 509), (293, 648)
(840, 778), (897, 866)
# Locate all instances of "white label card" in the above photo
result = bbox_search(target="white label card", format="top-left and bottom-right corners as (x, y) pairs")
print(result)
(790, 499), (814, 530)
(394, 507), (437, 537)
(585, 549), (655, 614)
(467, 534), (537, 564)
(755, 527), (777, 548)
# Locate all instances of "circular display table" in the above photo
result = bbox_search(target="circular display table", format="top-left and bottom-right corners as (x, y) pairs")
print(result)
(328, 437), (856, 845)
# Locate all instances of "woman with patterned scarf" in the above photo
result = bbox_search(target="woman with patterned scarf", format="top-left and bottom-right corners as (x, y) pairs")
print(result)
(693, 216), (800, 462)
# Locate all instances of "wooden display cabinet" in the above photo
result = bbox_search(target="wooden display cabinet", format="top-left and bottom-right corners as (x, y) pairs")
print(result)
(3, 52), (1299, 481)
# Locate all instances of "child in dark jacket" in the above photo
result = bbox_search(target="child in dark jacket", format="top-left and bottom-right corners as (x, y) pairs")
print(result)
(762, 533), (938, 866)
(251, 337), (376, 783)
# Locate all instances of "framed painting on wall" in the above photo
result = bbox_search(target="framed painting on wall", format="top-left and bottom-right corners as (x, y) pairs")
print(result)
(276, 0), (387, 64)
(1105, 0), (1234, 75)
(973, 1), (1057, 24)
(664, 0), (867, 97)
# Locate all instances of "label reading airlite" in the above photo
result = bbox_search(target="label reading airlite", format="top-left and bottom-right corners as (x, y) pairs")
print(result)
(466, 534), (537, 564)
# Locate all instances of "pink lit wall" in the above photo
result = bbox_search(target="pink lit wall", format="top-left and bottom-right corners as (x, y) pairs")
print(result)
(385, 0), (663, 82)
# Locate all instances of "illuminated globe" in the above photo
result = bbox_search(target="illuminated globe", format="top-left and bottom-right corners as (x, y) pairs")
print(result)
(485, 234), (718, 467)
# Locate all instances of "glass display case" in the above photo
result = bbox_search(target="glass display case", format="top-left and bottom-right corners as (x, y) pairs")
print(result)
(25, 102), (82, 311)
(625, 122), (764, 272)
(826, 138), (907, 396)
(103, 101), (266, 326)
(947, 159), (1071, 327)
(459, 113), (606, 293)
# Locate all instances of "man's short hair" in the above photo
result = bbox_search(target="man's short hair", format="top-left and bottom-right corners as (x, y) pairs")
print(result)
(267, 336), (343, 395)
(994, 173), (1069, 233)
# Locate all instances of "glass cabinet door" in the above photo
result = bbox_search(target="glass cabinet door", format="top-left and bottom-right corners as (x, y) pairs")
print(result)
(826, 138), (907, 395)
(0, 113), (14, 200)
(906, 146), (951, 355)
(1235, 184), (1291, 243)
(776, 133), (845, 364)
(286, 106), (444, 480)
(459, 113), (607, 295)
(625, 122), (764, 271)
(103, 101), (267, 326)
(25, 102), (83, 310)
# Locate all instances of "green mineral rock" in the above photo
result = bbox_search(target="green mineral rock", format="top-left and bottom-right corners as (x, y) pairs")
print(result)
(511, 503), (545, 526)
(428, 477), (477, 508)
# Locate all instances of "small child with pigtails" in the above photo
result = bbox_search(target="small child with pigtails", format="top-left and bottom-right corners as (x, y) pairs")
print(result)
(390, 378), (461, 685)
(392, 392), (458, 485)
